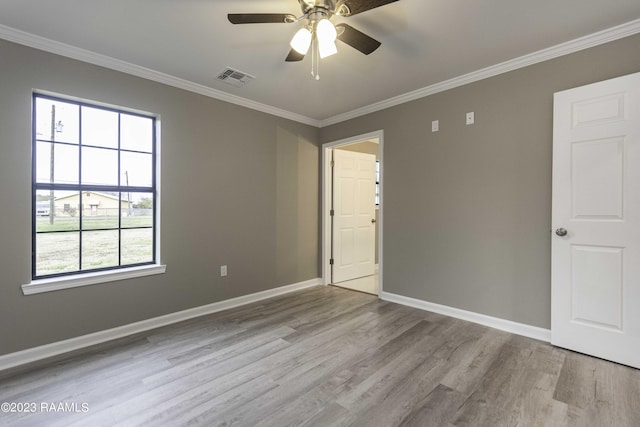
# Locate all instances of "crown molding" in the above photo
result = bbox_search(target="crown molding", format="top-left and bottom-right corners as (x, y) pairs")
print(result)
(0, 24), (321, 128)
(2, 18), (640, 129)
(319, 18), (640, 127)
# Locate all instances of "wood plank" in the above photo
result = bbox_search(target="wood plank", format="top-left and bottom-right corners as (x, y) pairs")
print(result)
(399, 384), (468, 427)
(1, 286), (639, 426)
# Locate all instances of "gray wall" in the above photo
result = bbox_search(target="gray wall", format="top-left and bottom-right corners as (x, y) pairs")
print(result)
(0, 39), (320, 356)
(321, 34), (640, 329)
(2, 32), (639, 357)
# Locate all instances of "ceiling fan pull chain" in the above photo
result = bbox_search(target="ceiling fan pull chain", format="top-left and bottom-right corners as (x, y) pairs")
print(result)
(312, 35), (316, 79)
(311, 34), (320, 80)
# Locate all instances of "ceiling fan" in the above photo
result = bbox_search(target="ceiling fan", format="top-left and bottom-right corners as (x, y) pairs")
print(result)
(228, 0), (399, 80)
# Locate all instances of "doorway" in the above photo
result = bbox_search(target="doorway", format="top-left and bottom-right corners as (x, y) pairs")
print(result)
(322, 130), (383, 296)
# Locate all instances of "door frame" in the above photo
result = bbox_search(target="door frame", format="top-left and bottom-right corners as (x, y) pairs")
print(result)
(322, 130), (384, 294)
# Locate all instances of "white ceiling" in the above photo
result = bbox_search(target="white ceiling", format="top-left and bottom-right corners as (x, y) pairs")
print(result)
(1, 0), (640, 125)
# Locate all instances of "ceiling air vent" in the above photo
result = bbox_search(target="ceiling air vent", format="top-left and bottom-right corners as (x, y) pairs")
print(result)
(216, 67), (255, 87)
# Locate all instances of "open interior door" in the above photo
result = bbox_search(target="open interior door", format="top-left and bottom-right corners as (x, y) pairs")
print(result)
(551, 72), (640, 368)
(332, 149), (376, 284)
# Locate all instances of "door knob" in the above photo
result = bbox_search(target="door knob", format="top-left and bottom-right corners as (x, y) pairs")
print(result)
(555, 228), (568, 237)
(371, 219), (376, 223)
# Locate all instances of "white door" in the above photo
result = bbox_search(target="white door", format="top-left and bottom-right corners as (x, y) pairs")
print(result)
(332, 149), (376, 283)
(552, 72), (640, 368)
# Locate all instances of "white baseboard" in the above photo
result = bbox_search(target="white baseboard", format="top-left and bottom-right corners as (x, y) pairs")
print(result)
(380, 291), (551, 343)
(0, 278), (322, 372)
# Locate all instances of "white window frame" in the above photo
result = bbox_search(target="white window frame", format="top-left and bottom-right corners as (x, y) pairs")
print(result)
(22, 92), (165, 295)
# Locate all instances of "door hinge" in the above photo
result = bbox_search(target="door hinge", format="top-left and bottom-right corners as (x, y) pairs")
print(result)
(331, 160), (335, 168)
(329, 258), (334, 265)
(330, 209), (334, 216)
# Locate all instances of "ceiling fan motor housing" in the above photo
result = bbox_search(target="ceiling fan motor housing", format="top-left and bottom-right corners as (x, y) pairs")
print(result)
(300, 1), (350, 19)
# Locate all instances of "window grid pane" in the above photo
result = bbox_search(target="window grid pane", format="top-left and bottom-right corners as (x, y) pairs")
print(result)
(32, 94), (156, 279)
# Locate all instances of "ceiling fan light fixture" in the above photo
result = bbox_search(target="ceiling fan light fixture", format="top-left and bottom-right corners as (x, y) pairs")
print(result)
(290, 27), (312, 55)
(318, 38), (337, 58)
(228, 0), (390, 80)
(316, 18), (337, 43)
(316, 18), (337, 58)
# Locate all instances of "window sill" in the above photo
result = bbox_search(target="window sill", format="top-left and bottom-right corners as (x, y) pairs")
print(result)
(21, 264), (167, 295)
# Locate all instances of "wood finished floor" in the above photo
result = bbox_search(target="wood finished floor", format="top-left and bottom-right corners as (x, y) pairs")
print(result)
(1, 285), (639, 427)
(332, 274), (378, 295)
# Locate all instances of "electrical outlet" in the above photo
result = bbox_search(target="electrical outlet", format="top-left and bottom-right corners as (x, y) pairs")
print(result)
(431, 120), (439, 132)
(220, 265), (227, 277)
(466, 112), (475, 125)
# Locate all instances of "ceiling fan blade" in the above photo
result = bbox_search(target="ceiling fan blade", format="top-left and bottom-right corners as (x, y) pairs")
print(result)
(339, 0), (399, 16)
(285, 49), (305, 62)
(336, 23), (381, 55)
(228, 13), (295, 24)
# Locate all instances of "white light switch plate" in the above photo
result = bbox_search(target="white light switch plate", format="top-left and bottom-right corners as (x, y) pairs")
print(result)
(432, 120), (439, 132)
(220, 265), (227, 277)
